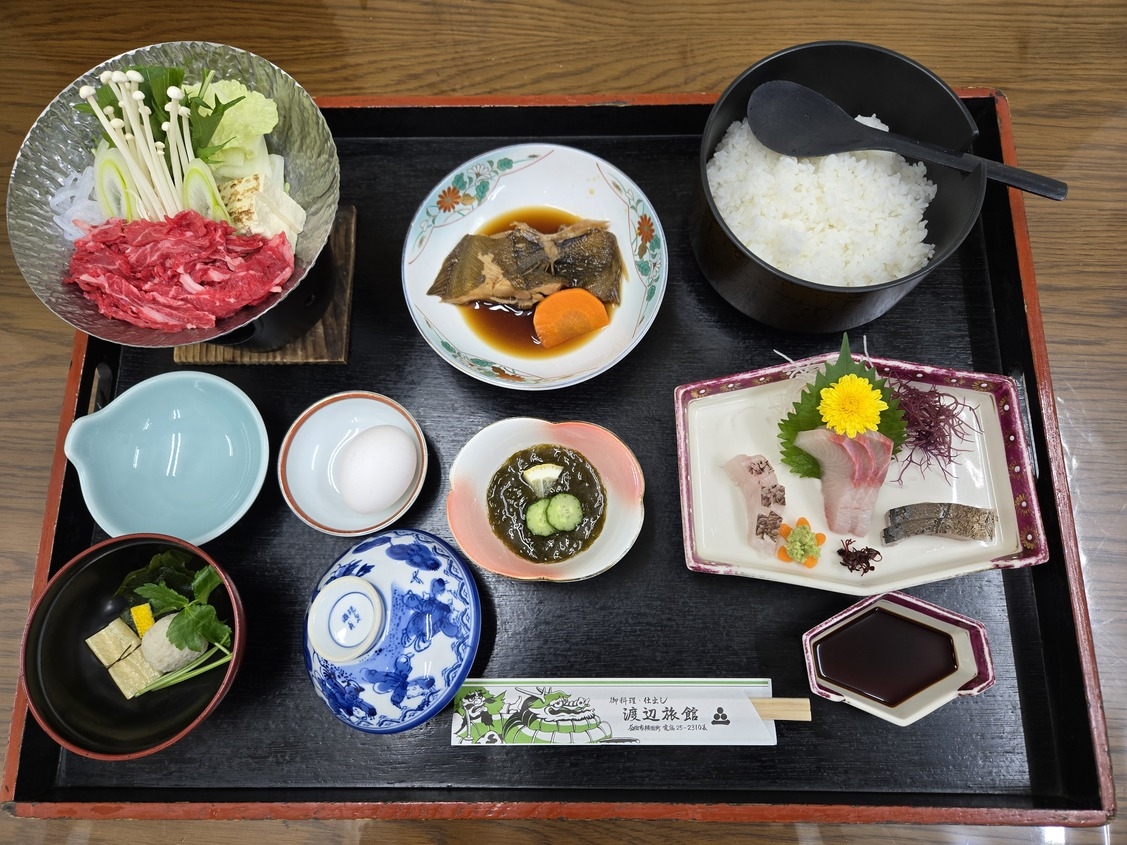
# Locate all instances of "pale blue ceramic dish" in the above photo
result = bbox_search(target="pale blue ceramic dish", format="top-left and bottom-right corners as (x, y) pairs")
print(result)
(63, 371), (269, 545)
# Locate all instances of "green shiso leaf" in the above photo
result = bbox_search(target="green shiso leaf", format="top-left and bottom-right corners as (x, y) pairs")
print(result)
(777, 335), (907, 479)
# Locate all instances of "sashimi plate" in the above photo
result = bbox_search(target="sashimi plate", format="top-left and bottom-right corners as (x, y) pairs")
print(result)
(674, 355), (1048, 595)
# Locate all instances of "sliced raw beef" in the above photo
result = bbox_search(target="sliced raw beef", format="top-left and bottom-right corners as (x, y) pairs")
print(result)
(794, 428), (893, 535)
(723, 453), (786, 552)
(65, 210), (295, 331)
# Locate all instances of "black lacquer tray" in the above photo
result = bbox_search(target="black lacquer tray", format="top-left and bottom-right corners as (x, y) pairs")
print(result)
(3, 93), (1112, 824)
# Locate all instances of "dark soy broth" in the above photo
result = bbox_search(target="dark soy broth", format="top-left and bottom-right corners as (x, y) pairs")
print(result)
(461, 207), (601, 358)
(813, 607), (958, 707)
(482, 207), (581, 236)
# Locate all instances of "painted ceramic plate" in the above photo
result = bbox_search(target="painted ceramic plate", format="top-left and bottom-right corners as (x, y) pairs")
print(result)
(447, 418), (646, 581)
(278, 391), (428, 536)
(802, 592), (995, 726)
(675, 355), (1048, 595)
(303, 529), (481, 733)
(401, 143), (668, 390)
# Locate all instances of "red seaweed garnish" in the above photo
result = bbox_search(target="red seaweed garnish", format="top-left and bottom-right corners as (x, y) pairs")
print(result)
(890, 379), (980, 483)
(837, 539), (881, 575)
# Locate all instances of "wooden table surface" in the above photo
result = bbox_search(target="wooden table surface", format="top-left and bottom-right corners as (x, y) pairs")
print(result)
(2, 1), (1123, 842)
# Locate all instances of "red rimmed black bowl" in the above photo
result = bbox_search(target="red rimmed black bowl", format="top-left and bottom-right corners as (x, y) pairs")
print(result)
(689, 40), (987, 333)
(19, 533), (245, 760)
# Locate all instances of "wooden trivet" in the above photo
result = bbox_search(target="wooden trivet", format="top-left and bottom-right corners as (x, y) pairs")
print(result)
(174, 205), (357, 365)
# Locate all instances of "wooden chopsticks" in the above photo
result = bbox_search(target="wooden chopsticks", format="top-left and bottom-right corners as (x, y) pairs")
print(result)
(750, 697), (812, 721)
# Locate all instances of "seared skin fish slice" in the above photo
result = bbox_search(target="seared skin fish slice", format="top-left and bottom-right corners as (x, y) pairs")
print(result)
(723, 453), (786, 552)
(427, 219), (624, 307)
(882, 502), (996, 544)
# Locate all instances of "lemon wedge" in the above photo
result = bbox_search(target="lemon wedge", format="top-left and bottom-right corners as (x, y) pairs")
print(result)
(521, 463), (564, 498)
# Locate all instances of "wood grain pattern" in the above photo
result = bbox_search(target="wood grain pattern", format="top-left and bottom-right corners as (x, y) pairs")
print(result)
(2, 0), (1125, 842)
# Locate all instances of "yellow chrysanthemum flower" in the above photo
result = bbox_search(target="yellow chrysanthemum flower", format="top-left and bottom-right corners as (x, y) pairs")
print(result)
(817, 373), (888, 438)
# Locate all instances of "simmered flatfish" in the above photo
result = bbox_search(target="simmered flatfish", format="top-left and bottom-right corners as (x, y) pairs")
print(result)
(428, 219), (624, 307)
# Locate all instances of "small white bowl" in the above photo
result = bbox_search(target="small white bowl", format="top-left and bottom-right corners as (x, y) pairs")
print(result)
(278, 392), (428, 536)
(63, 372), (269, 545)
(402, 143), (668, 390)
(802, 592), (994, 726)
(446, 417), (645, 581)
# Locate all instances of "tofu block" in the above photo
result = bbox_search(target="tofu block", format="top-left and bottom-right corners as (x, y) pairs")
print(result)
(84, 618), (140, 668)
(220, 173), (307, 246)
(107, 649), (162, 699)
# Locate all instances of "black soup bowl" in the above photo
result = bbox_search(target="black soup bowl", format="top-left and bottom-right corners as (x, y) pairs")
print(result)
(20, 533), (245, 760)
(689, 41), (987, 333)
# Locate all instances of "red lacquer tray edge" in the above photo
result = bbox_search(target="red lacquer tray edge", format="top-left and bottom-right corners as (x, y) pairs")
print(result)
(986, 87), (1115, 821)
(2, 92), (1113, 826)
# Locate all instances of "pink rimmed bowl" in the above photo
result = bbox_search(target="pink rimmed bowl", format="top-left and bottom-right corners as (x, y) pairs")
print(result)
(446, 417), (645, 581)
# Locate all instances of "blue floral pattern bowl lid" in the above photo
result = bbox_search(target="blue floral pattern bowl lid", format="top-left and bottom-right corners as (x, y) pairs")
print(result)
(303, 529), (482, 733)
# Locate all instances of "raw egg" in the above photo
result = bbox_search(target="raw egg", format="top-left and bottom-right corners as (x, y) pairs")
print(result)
(334, 425), (419, 514)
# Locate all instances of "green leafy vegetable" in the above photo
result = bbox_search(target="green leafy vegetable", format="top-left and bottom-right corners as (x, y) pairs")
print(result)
(132, 65), (185, 143)
(115, 548), (196, 601)
(114, 551), (234, 695)
(778, 335), (906, 478)
(185, 77), (274, 167)
(73, 63), (276, 220)
(133, 565), (232, 652)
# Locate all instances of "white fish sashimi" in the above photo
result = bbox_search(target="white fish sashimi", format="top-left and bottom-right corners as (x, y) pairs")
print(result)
(794, 428), (893, 535)
(723, 453), (786, 552)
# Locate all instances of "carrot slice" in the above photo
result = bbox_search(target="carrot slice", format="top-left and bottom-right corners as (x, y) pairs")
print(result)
(532, 287), (610, 349)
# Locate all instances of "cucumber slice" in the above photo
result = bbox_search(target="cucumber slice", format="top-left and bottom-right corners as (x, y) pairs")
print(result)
(521, 463), (564, 498)
(182, 158), (232, 223)
(525, 498), (556, 537)
(546, 493), (583, 532)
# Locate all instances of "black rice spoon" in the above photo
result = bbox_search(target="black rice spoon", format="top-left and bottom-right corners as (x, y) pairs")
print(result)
(747, 80), (1067, 201)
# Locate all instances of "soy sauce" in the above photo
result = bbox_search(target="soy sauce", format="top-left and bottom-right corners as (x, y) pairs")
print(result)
(813, 607), (958, 707)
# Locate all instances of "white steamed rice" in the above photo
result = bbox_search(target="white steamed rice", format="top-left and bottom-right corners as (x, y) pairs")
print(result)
(706, 115), (938, 287)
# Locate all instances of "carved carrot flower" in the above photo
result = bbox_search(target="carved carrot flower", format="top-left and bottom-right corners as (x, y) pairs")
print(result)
(778, 517), (826, 568)
(818, 372), (888, 438)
